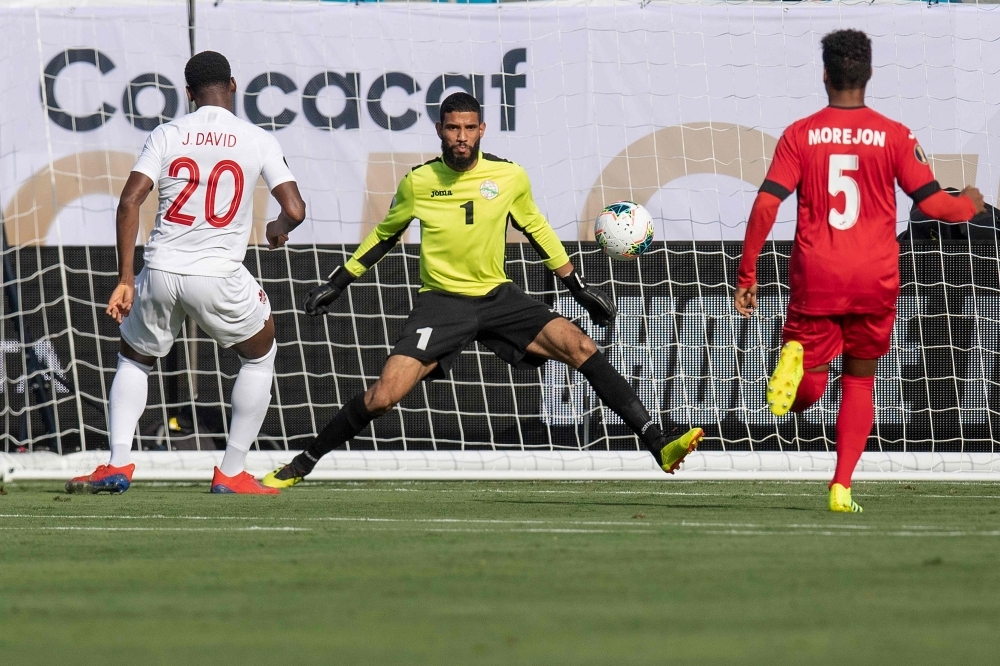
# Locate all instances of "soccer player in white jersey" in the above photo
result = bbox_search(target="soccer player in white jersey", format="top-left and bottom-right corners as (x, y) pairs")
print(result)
(66, 51), (305, 495)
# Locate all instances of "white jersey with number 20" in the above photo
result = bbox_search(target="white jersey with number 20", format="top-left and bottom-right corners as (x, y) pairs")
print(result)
(131, 105), (295, 277)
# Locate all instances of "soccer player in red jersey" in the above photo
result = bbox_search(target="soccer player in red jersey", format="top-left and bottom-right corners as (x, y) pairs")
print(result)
(734, 30), (985, 512)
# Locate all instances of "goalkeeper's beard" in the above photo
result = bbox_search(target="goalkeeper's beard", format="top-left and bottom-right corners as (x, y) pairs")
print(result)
(442, 137), (481, 171)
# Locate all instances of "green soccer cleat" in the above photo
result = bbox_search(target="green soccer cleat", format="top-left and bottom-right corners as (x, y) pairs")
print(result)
(657, 427), (704, 474)
(829, 483), (863, 513)
(261, 459), (309, 489)
(768, 341), (805, 417)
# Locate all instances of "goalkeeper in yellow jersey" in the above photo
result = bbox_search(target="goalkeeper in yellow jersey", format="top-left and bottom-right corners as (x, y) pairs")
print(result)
(263, 93), (702, 487)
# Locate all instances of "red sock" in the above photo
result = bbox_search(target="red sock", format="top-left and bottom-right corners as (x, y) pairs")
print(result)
(790, 370), (828, 413)
(831, 374), (876, 488)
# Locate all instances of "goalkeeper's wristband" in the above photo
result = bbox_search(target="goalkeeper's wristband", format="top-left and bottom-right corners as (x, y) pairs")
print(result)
(559, 268), (588, 295)
(328, 265), (356, 290)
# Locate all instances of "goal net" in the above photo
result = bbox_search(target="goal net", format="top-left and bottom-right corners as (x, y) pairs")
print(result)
(2, 0), (999, 480)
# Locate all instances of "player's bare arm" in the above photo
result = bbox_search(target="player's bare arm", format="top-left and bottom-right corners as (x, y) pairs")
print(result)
(108, 171), (154, 324)
(915, 184), (985, 220)
(265, 181), (306, 249)
(733, 187), (781, 318)
(960, 185), (986, 214)
(734, 283), (758, 318)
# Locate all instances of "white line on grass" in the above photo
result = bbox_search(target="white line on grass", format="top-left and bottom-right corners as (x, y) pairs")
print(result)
(0, 526), (309, 532)
(281, 486), (1000, 499)
(415, 528), (653, 534)
(311, 517), (654, 527)
(677, 521), (876, 530)
(0, 514), (874, 529)
(287, 487), (799, 497)
(921, 495), (1000, 499)
(0, 513), (255, 520)
(0, 514), (656, 527)
(706, 529), (1000, 537)
(6, 514), (992, 536)
(4, 515), (999, 537)
(9, 524), (995, 537)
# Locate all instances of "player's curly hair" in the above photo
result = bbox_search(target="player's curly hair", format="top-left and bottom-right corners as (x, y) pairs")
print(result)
(439, 92), (482, 123)
(821, 30), (872, 91)
(184, 51), (232, 94)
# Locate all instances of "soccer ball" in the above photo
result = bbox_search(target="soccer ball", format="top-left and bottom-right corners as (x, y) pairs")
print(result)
(594, 201), (655, 261)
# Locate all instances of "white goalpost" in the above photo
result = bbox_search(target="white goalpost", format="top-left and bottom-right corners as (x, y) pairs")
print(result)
(1, 0), (999, 481)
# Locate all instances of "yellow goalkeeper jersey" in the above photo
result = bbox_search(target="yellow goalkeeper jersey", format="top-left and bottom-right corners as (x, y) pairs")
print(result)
(344, 152), (570, 296)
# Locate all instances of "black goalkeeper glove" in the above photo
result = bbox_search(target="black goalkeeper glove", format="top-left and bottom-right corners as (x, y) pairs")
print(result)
(560, 269), (617, 327)
(304, 266), (356, 316)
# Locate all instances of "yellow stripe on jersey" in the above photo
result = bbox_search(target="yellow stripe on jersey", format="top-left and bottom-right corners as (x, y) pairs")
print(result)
(345, 152), (569, 296)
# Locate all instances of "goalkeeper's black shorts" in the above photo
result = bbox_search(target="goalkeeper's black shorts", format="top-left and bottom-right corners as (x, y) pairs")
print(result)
(390, 283), (563, 379)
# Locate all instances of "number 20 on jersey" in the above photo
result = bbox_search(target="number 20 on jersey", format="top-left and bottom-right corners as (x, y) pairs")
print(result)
(164, 157), (245, 228)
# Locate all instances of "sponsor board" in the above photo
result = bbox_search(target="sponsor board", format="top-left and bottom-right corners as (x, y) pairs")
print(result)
(1, 3), (997, 245)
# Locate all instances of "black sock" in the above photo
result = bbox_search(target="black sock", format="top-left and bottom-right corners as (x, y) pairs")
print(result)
(577, 352), (664, 452)
(297, 393), (377, 473)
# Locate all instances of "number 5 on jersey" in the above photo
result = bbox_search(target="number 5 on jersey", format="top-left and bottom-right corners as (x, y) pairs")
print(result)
(164, 157), (245, 228)
(828, 154), (860, 230)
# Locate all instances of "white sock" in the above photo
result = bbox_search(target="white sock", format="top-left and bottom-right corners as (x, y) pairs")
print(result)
(109, 353), (153, 467)
(220, 341), (276, 477)
(219, 447), (248, 478)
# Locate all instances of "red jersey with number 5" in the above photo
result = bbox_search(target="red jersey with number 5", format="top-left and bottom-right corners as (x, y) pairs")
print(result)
(131, 105), (295, 277)
(761, 106), (938, 315)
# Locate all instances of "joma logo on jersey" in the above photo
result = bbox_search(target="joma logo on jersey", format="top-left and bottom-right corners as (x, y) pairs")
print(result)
(808, 127), (886, 147)
(430, 189), (453, 198)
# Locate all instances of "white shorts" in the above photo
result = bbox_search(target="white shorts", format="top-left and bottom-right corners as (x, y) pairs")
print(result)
(120, 266), (271, 358)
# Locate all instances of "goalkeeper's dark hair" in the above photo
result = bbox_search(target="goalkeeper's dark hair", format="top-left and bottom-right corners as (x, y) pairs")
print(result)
(184, 51), (232, 94)
(439, 92), (482, 123)
(821, 30), (872, 91)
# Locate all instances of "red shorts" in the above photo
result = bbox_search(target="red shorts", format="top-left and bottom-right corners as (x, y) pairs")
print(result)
(782, 309), (896, 369)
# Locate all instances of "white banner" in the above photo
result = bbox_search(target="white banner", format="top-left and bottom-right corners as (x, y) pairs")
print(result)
(2, 1), (998, 246)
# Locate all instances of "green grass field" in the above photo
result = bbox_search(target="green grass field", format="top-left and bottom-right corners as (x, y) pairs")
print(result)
(1, 480), (999, 665)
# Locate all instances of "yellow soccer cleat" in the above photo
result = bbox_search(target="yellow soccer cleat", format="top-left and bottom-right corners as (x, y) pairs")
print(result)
(658, 427), (704, 474)
(829, 483), (863, 513)
(261, 463), (305, 489)
(767, 341), (805, 417)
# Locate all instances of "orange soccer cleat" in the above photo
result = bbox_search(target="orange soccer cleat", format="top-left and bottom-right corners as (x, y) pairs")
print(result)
(210, 468), (280, 495)
(65, 463), (136, 495)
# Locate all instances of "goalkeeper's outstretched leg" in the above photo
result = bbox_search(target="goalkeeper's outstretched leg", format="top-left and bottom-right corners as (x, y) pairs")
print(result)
(525, 317), (702, 474)
(263, 354), (437, 488)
